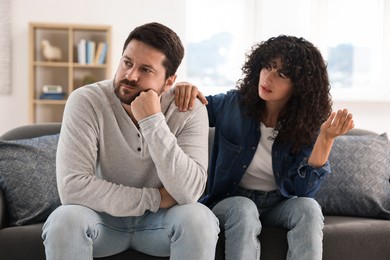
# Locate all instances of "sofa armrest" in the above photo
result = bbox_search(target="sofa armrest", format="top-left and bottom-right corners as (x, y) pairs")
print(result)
(1, 123), (62, 141)
(0, 188), (6, 228)
(346, 128), (378, 136)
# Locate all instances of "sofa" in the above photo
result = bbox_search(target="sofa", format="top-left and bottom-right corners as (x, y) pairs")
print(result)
(0, 123), (389, 260)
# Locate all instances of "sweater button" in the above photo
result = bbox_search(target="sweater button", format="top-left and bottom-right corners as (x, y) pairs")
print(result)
(242, 165), (247, 169)
(137, 147), (141, 152)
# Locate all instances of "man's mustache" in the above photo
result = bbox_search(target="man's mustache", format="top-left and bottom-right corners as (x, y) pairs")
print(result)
(120, 79), (138, 88)
(118, 79), (159, 97)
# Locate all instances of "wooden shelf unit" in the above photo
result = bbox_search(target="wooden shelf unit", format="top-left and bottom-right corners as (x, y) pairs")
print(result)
(29, 23), (112, 123)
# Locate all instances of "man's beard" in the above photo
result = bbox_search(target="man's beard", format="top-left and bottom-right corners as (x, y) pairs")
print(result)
(114, 78), (165, 105)
(114, 79), (141, 105)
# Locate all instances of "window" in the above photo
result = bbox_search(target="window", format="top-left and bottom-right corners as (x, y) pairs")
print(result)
(185, 0), (390, 100)
(185, 0), (253, 95)
(326, 0), (386, 100)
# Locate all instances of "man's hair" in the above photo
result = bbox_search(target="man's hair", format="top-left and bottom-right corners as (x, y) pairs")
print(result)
(123, 22), (184, 78)
(237, 35), (332, 151)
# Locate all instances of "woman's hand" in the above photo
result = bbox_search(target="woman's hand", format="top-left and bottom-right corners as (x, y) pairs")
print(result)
(308, 109), (354, 168)
(174, 82), (208, 111)
(320, 109), (354, 140)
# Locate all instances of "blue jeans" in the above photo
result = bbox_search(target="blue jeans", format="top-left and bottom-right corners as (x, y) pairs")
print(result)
(212, 187), (324, 260)
(42, 203), (219, 260)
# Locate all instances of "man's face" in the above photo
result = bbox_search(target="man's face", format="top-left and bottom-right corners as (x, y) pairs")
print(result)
(113, 39), (175, 105)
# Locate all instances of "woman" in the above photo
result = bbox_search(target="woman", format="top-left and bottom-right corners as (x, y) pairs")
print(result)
(175, 35), (354, 260)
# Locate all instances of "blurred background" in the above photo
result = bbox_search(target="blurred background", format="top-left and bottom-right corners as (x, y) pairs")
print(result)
(1, 0), (389, 134)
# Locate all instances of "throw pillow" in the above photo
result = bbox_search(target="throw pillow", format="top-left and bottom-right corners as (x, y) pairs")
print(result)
(315, 133), (390, 219)
(0, 134), (61, 226)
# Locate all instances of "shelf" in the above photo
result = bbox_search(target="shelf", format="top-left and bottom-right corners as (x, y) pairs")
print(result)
(29, 22), (111, 123)
(33, 61), (69, 67)
(33, 99), (67, 105)
(72, 63), (108, 68)
(33, 61), (109, 68)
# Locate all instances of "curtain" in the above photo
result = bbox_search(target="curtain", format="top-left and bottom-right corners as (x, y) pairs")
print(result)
(0, 0), (11, 94)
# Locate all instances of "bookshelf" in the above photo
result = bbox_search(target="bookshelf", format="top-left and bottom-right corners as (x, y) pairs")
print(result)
(29, 23), (112, 123)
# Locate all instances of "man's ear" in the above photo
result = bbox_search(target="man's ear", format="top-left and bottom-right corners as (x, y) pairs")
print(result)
(163, 74), (177, 92)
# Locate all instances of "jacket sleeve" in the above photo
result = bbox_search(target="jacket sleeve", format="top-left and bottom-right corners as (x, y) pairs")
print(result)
(206, 92), (228, 127)
(281, 144), (331, 198)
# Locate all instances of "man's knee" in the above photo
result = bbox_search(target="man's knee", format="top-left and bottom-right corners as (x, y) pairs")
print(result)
(42, 205), (95, 239)
(168, 203), (220, 241)
(172, 203), (219, 228)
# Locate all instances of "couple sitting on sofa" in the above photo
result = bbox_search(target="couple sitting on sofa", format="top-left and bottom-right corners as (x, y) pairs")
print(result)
(41, 22), (353, 260)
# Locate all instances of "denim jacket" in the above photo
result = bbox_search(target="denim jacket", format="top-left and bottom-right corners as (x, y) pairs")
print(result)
(200, 90), (330, 207)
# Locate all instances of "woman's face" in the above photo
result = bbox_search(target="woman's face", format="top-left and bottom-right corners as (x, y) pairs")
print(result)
(258, 58), (293, 107)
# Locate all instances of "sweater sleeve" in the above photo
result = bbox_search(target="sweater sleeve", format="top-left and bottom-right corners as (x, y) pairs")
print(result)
(56, 86), (161, 217)
(138, 98), (209, 204)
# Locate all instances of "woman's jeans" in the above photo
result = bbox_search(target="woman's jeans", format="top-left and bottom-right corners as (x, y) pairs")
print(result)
(42, 203), (219, 260)
(212, 187), (324, 260)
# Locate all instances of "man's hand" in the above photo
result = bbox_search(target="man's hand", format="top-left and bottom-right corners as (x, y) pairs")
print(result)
(159, 187), (177, 208)
(131, 90), (161, 122)
(174, 82), (208, 112)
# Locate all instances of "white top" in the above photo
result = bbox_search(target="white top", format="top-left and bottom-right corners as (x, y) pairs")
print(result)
(239, 123), (278, 191)
(56, 79), (209, 217)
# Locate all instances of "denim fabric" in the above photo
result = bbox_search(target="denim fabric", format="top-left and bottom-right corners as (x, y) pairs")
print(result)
(260, 197), (324, 260)
(212, 196), (261, 260)
(233, 187), (284, 215)
(200, 90), (330, 208)
(213, 187), (324, 260)
(42, 203), (219, 260)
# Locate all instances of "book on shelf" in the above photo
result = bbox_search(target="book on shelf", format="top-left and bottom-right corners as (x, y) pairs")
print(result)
(77, 39), (86, 64)
(93, 42), (108, 64)
(42, 85), (63, 94)
(86, 40), (96, 64)
(39, 92), (66, 100)
(77, 40), (107, 65)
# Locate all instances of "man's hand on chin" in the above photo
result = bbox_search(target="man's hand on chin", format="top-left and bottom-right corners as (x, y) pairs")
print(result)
(130, 90), (162, 122)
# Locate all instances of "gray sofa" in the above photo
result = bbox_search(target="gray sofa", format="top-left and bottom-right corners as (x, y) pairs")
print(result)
(0, 123), (389, 260)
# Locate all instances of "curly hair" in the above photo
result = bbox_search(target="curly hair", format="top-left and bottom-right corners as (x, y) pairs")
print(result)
(237, 35), (332, 152)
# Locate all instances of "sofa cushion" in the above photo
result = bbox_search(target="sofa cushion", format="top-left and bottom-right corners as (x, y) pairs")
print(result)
(315, 133), (390, 219)
(0, 134), (61, 226)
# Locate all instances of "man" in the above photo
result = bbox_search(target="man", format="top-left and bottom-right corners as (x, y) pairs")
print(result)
(42, 22), (219, 260)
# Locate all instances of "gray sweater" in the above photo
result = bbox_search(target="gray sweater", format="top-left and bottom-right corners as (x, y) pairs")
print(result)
(56, 79), (209, 217)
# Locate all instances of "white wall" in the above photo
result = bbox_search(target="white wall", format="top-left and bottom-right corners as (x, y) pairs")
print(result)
(1, 0), (390, 135)
(332, 101), (390, 134)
